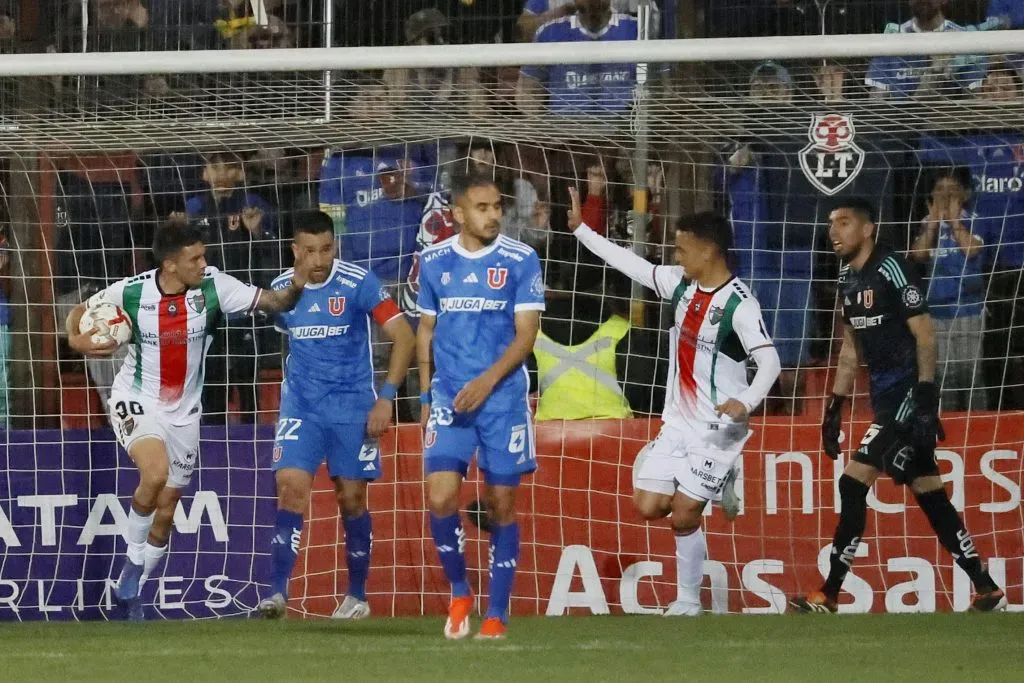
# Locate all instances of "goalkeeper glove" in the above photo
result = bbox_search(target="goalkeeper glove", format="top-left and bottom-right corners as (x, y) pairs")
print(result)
(911, 381), (945, 450)
(822, 394), (846, 460)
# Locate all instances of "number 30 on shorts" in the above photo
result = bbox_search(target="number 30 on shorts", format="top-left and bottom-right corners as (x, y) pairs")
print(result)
(275, 418), (302, 442)
(114, 400), (144, 419)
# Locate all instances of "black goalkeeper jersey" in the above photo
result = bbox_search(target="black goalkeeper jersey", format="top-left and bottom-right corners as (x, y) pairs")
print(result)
(839, 248), (928, 402)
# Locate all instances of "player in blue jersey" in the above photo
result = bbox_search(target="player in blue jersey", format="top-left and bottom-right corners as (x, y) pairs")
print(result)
(416, 173), (545, 640)
(257, 210), (415, 620)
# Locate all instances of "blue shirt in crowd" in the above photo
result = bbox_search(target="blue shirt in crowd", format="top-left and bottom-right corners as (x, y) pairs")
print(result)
(520, 14), (638, 115)
(865, 19), (986, 97)
(918, 134), (1024, 269)
(923, 213), (986, 320)
(319, 153), (424, 283)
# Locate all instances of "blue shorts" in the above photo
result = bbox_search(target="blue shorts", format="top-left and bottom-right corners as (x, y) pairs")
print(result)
(751, 277), (812, 368)
(423, 405), (537, 487)
(271, 414), (381, 480)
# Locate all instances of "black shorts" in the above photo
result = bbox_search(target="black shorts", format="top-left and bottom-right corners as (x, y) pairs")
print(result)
(851, 380), (939, 485)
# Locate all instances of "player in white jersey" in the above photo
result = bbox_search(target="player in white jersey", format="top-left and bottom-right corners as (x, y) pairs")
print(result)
(568, 188), (781, 615)
(66, 216), (313, 620)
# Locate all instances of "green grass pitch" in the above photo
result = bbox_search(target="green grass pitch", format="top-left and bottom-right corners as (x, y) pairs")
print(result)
(3, 614), (1022, 682)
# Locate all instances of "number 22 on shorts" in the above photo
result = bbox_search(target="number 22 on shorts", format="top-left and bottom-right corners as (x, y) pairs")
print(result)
(276, 418), (302, 442)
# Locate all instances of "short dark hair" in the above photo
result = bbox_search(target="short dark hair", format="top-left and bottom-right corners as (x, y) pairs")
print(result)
(829, 197), (877, 224)
(450, 172), (498, 203)
(292, 210), (334, 238)
(153, 216), (204, 264)
(929, 165), (973, 195)
(676, 212), (733, 258)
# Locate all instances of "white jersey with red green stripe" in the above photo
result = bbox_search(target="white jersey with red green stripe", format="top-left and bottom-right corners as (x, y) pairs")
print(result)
(654, 271), (773, 429)
(571, 224), (774, 433)
(92, 267), (261, 424)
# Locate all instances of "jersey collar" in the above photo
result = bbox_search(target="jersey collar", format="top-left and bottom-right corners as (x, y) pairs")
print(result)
(154, 268), (188, 297)
(452, 235), (501, 260)
(570, 14), (615, 39)
(304, 260), (339, 290)
(695, 275), (735, 294)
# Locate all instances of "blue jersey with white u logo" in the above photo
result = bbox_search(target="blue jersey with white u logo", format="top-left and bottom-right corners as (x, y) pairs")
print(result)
(273, 259), (401, 423)
(416, 235), (546, 414)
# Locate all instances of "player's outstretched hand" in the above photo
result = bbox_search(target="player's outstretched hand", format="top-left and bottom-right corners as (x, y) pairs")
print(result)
(453, 374), (496, 414)
(821, 394), (846, 460)
(367, 398), (393, 439)
(714, 398), (748, 421)
(567, 186), (583, 231)
(68, 328), (118, 357)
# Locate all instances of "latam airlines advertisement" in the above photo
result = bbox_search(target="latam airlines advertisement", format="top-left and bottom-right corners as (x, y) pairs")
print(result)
(1, 417), (1021, 620)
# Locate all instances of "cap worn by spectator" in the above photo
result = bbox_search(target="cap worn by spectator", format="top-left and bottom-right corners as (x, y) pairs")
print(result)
(405, 8), (449, 45)
(749, 60), (793, 102)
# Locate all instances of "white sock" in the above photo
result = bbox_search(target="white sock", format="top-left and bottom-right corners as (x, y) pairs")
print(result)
(140, 542), (168, 587)
(126, 507), (155, 566)
(675, 527), (706, 604)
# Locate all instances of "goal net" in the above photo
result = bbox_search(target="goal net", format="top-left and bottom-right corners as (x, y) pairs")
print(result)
(1, 30), (1023, 620)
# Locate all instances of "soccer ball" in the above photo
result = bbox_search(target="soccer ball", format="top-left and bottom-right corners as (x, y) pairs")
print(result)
(79, 299), (133, 346)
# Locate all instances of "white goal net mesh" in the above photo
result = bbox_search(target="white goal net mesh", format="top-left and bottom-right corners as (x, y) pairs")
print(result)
(1, 33), (1023, 619)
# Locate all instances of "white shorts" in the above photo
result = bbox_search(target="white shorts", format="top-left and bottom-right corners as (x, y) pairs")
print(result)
(108, 393), (200, 489)
(633, 422), (751, 501)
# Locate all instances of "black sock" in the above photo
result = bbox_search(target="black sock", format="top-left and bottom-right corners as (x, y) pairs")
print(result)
(822, 475), (870, 601)
(915, 488), (997, 593)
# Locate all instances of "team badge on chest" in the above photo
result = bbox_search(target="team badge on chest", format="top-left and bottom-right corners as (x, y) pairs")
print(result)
(187, 292), (206, 314)
(487, 267), (508, 290)
(328, 296), (346, 316)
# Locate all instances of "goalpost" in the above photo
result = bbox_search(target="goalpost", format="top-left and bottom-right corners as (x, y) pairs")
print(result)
(1, 30), (1023, 620)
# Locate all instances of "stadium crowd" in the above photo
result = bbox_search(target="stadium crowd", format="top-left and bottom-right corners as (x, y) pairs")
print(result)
(0, 0), (1022, 429)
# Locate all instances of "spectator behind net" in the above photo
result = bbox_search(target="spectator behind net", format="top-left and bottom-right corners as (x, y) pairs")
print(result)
(866, 0), (987, 99)
(517, 0), (644, 116)
(517, 0), (661, 41)
(186, 152), (278, 424)
(909, 166), (987, 412)
(350, 8), (485, 119)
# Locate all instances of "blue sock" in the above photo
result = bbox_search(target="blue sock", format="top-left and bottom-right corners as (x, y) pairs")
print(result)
(429, 513), (471, 598)
(485, 522), (519, 623)
(270, 509), (303, 598)
(343, 511), (373, 601)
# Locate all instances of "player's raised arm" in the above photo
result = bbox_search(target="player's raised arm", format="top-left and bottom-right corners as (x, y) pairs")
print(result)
(453, 309), (541, 414)
(566, 186), (683, 298)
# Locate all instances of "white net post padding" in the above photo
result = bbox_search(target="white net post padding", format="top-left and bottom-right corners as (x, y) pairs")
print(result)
(0, 30), (1023, 620)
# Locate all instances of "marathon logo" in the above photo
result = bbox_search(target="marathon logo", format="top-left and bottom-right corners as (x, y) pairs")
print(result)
(439, 297), (508, 313)
(291, 325), (351, 339)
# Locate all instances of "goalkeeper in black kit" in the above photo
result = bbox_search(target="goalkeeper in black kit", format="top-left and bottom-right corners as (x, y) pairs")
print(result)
(789, 199), (1006, 613)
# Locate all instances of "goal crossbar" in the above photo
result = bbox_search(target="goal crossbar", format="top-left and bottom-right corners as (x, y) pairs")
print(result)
(2, 30), (1023, 77)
